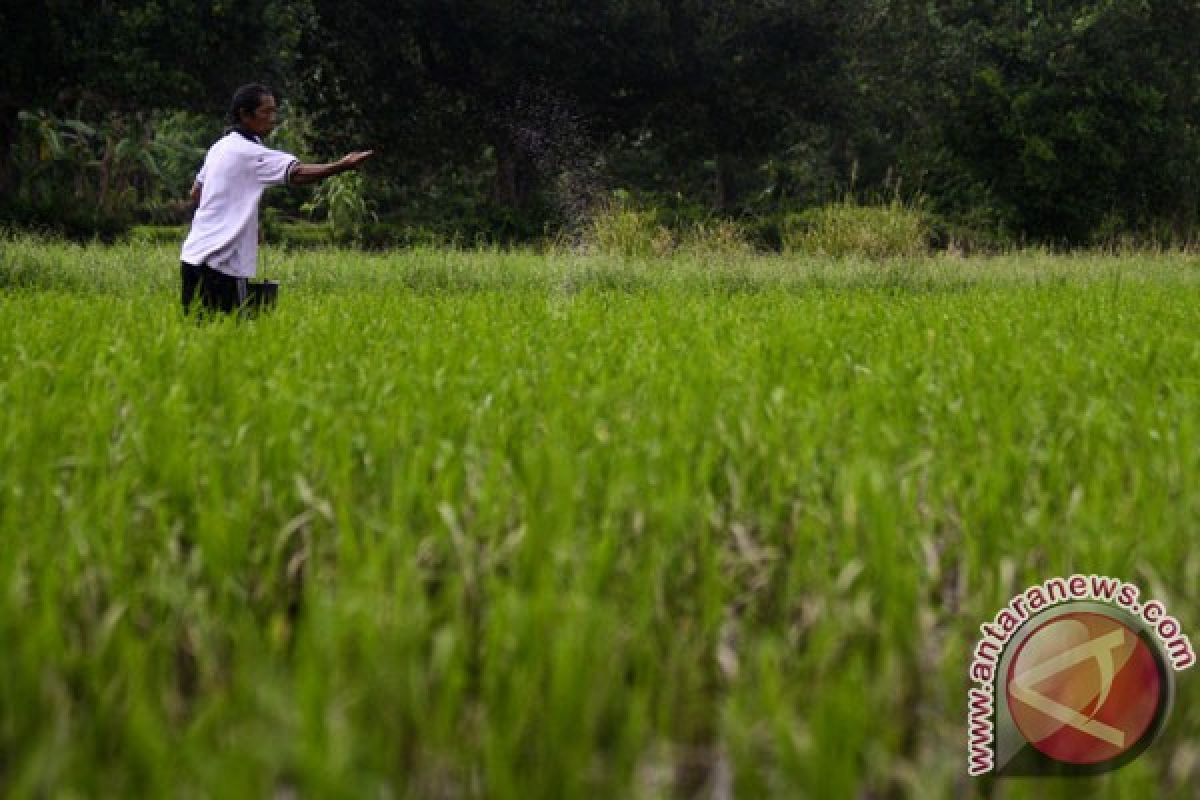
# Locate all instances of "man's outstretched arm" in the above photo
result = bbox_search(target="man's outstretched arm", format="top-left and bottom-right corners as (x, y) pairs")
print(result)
(288, 150), (375, 186)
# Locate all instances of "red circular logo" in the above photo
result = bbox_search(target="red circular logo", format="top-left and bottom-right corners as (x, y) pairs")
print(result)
(1006, 612), (1163, 765)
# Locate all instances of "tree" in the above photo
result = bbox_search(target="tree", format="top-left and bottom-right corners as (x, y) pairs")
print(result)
(1, 1), (311, 199)
(937, 1), (1200, 241)
(300, 0), (673, 211)
(636, 0), (848, 210)
(299, 0), (852, 214)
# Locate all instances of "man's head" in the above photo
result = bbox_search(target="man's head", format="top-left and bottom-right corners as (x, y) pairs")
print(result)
(228, 84), (278, 138)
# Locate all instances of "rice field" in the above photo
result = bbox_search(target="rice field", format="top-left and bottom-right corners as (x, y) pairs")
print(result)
(1, 236), (1198, 798)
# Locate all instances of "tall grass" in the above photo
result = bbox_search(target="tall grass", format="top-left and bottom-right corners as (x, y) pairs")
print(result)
(586, 205), (674, 258)
(585, 204), (753, 260)
(0, 236), (1198, 798)
(782, 199), (930, 259)
(585, 198), (928, 260)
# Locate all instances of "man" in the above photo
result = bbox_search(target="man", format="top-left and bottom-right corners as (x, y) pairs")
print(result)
(181, 83), (374, 313)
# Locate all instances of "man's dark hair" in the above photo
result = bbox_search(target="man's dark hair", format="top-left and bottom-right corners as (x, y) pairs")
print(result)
(227, 83), (274, 128)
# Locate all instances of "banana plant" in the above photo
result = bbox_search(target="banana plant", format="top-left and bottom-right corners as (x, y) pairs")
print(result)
(14, 111), (100, 205)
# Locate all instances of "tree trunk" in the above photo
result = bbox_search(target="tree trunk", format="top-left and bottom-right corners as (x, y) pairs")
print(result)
(98, 136), (114, 213)
(0, 105), (19, 201)
(492, 133), (538, 209)
(715, 152), (739, 212)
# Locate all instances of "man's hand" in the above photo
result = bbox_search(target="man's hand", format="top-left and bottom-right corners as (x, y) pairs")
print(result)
(338, 150), (375, 172)
(167, 182), (202, 217)
(290, 150), (377, 186)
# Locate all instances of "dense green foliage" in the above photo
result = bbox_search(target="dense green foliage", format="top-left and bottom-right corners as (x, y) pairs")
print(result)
(1, 239), (1199, 796)
(4, 2), (1200, 245)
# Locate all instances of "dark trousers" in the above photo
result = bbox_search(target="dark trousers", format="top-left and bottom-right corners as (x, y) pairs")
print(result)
(181, 261), (247, 314)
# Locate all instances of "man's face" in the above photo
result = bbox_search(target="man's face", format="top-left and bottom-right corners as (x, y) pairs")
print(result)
(241, 95), (278, 137)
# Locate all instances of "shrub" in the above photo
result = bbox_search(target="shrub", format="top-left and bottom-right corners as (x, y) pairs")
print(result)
(782, 200), (929, 259)
(0, 199), (132, 242)
(301, 172), (377, 244)
(277, 221), (332, 249)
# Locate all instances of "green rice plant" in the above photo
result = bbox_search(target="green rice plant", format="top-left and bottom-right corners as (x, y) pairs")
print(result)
(0, 237), (1198, 799)
(783, 199), (930, 259)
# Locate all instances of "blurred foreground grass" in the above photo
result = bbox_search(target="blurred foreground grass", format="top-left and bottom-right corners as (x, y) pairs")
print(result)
(1, 236), (1198, 798)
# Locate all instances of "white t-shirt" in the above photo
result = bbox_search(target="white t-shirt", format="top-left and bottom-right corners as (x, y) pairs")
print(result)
(181, 131), (298, 278)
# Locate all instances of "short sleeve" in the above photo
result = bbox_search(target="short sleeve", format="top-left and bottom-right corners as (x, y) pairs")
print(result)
(195, 159), (208, 186)
(253, 147), (299, 187)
